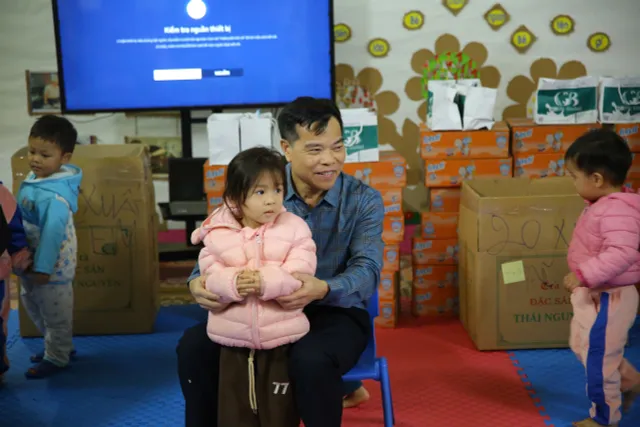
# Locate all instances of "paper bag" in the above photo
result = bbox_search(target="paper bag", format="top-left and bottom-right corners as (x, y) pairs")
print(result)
(240, 112), (275, 151)
(341, 108), (379, 163)
(207, 113), (243, 165)
(534, 77), (599, 124)
(599, 77), (640, 123)
(462, 87), (497, 130)
(427, 81), (463, 131)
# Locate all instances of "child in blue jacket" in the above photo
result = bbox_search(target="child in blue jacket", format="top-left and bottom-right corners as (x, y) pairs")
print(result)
(17, 115), (82, 379)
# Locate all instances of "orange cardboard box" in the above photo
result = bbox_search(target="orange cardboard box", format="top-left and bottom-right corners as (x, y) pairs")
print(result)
(203, 163), (227, 192)
(429, 188), (461, 212)
(383, 215), (404, 244)
(378, 271), (399, 301)
(629, 153), (640, 180)
(513, 153), (566, 179)
(343, 157), (406, 189)
(420, 122), (510, 159)
(508, 118), (600, 155)
(206, 190), (224, 213)
(614, 123), (640, 153)
(413, 265), (458, 288)
(421, 212), (458, 239)
(376, 271), (399, 328)
(412, 284), (458, 317)
(382, 245), (400, 272)
(412, 238), (458, 265)
(380, 188), (403, 215)
(425, 158), (512, 187)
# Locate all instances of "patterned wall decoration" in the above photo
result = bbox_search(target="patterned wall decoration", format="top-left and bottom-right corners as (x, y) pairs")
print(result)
(367, 38), (391, 58)
(404, 34), (501, 120)
(587, 32), (611, 52)
(334, 23), (352, 43)
(510, 25), (537, 53)
(403, 11), (425, 30)
(442, 0), (468, 16)
(484, 4), (510, 31)
(550, 15), (575, 36)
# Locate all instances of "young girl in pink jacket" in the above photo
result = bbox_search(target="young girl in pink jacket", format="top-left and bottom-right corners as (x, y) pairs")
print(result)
(564, 129), (640, 427)
(191, 146), (316, 427)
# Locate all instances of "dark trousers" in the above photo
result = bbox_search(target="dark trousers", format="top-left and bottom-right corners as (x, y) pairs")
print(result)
(177, 304), (370, 427)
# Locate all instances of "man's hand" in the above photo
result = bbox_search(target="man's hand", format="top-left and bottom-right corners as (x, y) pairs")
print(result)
(237, 270), (262, 297)
(564, 272), (582, 292)
(189, 275), (228, 313)
(27, 272), (50, 285)
(276, 273), (329, 310)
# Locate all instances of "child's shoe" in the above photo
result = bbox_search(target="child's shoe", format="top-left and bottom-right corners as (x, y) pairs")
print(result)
(623, 383), (640, 413)
(30, 349), (76, 363)
(572, 419), (618, 427)
(24, 360), (68, 379)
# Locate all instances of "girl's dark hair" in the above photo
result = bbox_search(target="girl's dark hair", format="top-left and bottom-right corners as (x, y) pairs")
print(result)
(222, 146), (287, 215)
(565, 129), (632, 186)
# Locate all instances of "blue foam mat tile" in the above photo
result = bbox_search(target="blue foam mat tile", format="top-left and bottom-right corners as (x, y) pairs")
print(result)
(0, 305), (206, 427)
(511, 321), (640, 427)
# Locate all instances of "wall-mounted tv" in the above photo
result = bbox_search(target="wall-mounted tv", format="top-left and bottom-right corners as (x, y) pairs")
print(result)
(51, 0), (335, 114)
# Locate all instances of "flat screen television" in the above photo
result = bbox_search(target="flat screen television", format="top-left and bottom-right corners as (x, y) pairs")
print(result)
(51, 0), (335, 114)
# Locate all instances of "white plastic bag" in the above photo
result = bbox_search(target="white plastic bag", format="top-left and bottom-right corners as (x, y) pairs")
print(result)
(462, 86), (497, 130)
(239, 112), (275, 152)
(207, 113), (242, 165)
(341, 108), (379, 163)
(427, 81), (462, 131)
(534, 77), (599, 124)
(599, 77), (640, 123)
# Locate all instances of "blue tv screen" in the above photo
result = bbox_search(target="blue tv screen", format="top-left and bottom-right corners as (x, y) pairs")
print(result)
(52, 0), (334, 113)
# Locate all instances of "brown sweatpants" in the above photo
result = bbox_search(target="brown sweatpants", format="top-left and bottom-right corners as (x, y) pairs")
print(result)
(218, 344), (299, 427)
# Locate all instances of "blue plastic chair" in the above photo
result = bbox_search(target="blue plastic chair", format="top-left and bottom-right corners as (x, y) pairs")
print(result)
(342, 288), (395, 426)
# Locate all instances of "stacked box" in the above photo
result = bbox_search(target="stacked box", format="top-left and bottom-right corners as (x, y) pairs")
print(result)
(508, 119), (600, 179)
(415, 123), (512, 317)
(612, 123), (640, 190)
(343, 151), (406, 328)
(203, 162), (227, 212)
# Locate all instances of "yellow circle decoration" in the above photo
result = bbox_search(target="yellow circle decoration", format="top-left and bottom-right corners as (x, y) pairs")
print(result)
(587, 32), (611, 53)
(484, 4), (510, 31)
(442, 0), (468, 16)
(403, 11), (424, 30)
(550, 15), (575, 36)
(367, 38), (390, 58)
(334, 24), (352, 43)
(510, 25), (537, 54)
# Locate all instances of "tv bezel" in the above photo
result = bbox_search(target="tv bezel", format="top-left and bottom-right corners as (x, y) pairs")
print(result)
(50, 0), (336, 115)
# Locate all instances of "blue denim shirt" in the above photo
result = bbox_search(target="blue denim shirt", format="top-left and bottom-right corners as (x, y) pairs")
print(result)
(188, 165), (384, 310)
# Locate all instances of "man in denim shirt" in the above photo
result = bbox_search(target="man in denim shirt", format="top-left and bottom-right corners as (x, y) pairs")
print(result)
(177, 97), (384, 427)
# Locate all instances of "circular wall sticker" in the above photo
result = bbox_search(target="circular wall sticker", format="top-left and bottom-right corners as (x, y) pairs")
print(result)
(484, 4), (510, 31)
(550, 15), (575, 36)
(510, 25), (537, 54)
(368, 38), (390, 58)
(334, 23), (352, 43)
(403, 11), (425, 30)
(587, 32), (611, 52)
(442, 0), (468, 16)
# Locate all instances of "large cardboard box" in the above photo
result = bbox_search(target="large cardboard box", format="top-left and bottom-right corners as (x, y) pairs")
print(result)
(12, 145), (160, 336)
(458, 178), (584, 350)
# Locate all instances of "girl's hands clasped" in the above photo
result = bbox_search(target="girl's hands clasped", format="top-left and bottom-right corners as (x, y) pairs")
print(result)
(237, 270), (262, 297)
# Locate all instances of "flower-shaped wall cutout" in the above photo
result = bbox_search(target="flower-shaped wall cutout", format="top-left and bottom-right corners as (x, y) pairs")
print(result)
(405, 34), (501, 120)
(502, 58), (587, 119)
(335, 64), (401, 146)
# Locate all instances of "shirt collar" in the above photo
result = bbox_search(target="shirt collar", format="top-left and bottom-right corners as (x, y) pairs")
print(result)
(285, 163), (341, 208)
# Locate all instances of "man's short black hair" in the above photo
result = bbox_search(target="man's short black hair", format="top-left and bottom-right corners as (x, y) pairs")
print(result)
(29, 115), (77, 154)
(277, 97), (343, 144)
(565, 128), (631, 186)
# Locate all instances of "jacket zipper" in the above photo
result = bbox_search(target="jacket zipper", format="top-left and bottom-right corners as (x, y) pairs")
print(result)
(250, 232), (263, 349)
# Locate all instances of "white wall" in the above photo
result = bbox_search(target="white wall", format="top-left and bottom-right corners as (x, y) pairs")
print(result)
(0, 0), (639, 226)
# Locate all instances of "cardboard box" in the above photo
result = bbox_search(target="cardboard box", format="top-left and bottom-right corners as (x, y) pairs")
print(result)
(412, 264), (458, 318)
(420, 122), (510, 159)
(382, 215), (404, 244)
(613, 123), (640, 152)
(629, 154), (640, 180)
(429, 188), (461, 212)
(413, 265), (458, 287)
(380, 188), (403, 215)
(203, 163), (227, 192)
(12, 145), (160, 336)
(375, 271), (400, 328)
(421, 212), (458, 239)
(425, 158), (512, 187)
(508, 118), (600, 155)
(206, 190), (224, 212)
(513, 153), (566, 179)
(382, 245), (400, 272)
(458, 177), (584, 350)
(343, 154), (407, 189)
(412, 238), (458, 265)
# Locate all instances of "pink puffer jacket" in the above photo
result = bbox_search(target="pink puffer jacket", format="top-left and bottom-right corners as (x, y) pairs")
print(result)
(191, 205), (317, 350)
(568, 191), (640, 288)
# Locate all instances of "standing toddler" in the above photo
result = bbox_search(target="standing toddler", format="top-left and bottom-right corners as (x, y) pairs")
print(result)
(564, 129), (640, 426)
(17, 115), (82, 379)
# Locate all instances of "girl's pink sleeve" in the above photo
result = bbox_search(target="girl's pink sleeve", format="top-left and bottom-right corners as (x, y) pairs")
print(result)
(577, 212), (640, 287)
(199, 246), (243, 303)
(259, 220), (317, 301)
